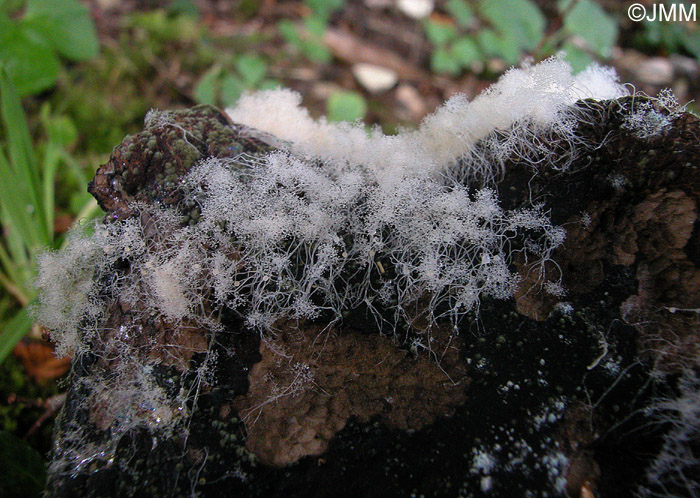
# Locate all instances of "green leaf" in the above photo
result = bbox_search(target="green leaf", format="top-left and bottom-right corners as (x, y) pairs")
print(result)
(476, 29), (520, 64)
(451, 36), (480, 67)
(280, 18), (332, 63)
(563, 0), (617, 57)
(128, 9), (199, 42)
(681, 27), (700, 58)
(327, 91), (367, 122)
(167, 0), (200, 18)
(24, 0), (99, 61)
(193, 65), (222, 105)
(304, 15), (327, 38)
(278, 19), (301, 46)
(0, 307), (31, 364)
(424, 20), (457, 46)
(560, 42), (594, 72)
(41, 105), (78, 149)
(431, 47), (461, 75)
(306, 0), (344, 19)
(68, 190), (94, 216)
(259, 79), (280, 91)
(235, 54), (268, 87)
(220, 73), (246, 107)
(0, 17), (59, 96)
(640, 20), (662, 45)
(479, 0), (545, 52)
(301, 39), (332, 64)
(476, 28), (501, 57)
(659, 23), (687, 52)
(0, 429), (46, 496)
(446, 0), (474, 28)
(237, 0), (263, 18)
(494, 33), (522, 64)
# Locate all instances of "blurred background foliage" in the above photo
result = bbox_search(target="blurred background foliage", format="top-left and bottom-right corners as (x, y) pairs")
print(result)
(0, 0), (697, 494)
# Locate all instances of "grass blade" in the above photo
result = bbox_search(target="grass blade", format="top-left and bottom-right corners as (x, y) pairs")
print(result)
(0, 64), (38, 188)
(0, 147), (44, 250)
(0, 65), (49, 245)
(0, 306), (32, 363)
(41, 143), (61, 242)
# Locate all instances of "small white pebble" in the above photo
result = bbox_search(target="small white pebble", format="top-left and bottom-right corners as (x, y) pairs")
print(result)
(396, 0), (434, 19)
(352, 63), (399, 94)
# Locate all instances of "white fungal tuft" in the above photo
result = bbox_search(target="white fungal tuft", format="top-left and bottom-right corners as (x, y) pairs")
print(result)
(34, 58), (640, 478)
(228, 57), (626, 181)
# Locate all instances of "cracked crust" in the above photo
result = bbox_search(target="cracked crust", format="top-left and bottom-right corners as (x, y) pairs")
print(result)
(232, 323), (468, 466)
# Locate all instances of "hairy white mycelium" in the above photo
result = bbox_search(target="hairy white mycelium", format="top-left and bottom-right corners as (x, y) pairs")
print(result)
(37, 58), (628, 355)
(36, 58), (648, 483)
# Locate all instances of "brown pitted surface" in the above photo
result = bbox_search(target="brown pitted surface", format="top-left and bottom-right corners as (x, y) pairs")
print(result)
(558, 186), (699, 375)
(504, 105), (700, 493)
(503, 101), (700, 377)
(619, 190), (700, 372)
(232, 323), (469, 466)
(556, 189), (698, 298)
